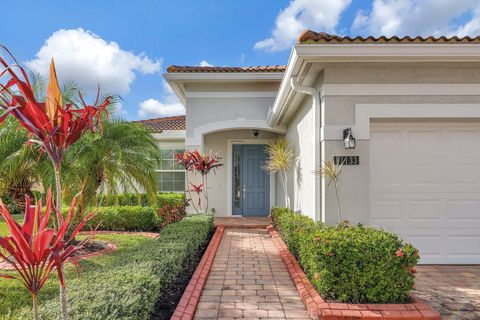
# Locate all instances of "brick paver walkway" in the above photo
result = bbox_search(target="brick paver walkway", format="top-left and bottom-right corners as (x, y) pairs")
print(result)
(414, 265), (480, 320)
(194, 228), (309, 319)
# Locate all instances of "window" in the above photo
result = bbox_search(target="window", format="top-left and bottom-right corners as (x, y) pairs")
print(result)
(157, 148), (185, 192)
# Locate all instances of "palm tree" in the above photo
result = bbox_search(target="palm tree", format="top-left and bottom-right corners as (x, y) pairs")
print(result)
(0, 72), (160, 216)
(0, 117), (44, 209)
(61, 117), (160, 218)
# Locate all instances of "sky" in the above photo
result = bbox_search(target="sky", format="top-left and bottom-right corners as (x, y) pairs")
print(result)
(2, 0), (480, 120)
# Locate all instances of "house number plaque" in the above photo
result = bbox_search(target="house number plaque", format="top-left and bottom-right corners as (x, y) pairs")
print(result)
(334, 156), (359, 165)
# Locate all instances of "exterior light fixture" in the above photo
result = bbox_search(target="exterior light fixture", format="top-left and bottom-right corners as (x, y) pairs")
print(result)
(253, 129), (260, 138)
(343, 127), (356, 149)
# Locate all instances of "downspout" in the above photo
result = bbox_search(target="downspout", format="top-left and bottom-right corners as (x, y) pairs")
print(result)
(290, 77), (324, 222)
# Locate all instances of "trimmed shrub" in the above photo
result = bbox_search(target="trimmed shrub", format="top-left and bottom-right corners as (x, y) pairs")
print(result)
(9, 214), (214, 320)
(98, 192), (184, 207)
(64, 206), (159, 232)
(271, 207), (419, 304)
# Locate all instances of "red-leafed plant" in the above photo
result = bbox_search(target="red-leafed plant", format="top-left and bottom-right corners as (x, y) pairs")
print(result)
(0, 47), (111, 319)
(0, 190), (94, 320)
(175, 150), (222, 213)
(189, 182), (204, 209)
(157, 199), (189, 228)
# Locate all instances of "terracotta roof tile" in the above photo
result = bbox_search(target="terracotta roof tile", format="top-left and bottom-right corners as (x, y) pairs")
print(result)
(298, 30), (480, 45)
(134, 115), (185, 132)
(167, 65), (286, 73)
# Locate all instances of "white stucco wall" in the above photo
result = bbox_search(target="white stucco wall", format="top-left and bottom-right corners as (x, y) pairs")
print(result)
(279, 97), (318, 221)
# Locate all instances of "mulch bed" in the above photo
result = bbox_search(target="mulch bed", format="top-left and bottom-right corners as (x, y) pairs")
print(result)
(150, 227), (216, 320)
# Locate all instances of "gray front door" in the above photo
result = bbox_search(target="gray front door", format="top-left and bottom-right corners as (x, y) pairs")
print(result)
(232, 144), (270, 216)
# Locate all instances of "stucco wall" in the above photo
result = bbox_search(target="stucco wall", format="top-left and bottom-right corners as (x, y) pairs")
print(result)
(319, 63), (480, 225)
(186, 96), (276, 137)
(281, 96), (318, 221)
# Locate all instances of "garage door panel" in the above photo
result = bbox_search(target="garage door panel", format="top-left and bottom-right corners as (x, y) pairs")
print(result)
(447, 200), (480, 221)
(448, 235), (480, 256)
(370, 130), (403, 156)
(447, 130), (480, 153)
(406, 130), (443, 156)
(370, 122), (480, 264)
(405, 200), (444, 221)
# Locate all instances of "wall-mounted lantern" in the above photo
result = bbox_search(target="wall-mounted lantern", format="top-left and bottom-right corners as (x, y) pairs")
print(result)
(253, 129), (260, 138)
(343, 127), (356, 149)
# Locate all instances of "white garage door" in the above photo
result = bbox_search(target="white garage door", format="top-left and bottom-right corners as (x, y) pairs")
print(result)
(370, 122), (480, 264)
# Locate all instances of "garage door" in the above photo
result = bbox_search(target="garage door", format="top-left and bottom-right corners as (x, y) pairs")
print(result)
(370, 122), (480, 264)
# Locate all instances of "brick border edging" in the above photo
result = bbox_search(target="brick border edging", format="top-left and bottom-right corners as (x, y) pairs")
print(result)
(171, 225), (225, 320)
(267, 225), (441, 320)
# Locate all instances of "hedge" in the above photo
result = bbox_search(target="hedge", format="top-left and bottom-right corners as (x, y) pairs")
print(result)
(98, 192), (184, 207)
(271, 207), (419, 304)
(7, 214), (214, 320)
(84, 206), (159, 231)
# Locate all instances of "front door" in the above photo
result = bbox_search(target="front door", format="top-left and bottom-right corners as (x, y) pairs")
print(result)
(232, 144), (270, 216)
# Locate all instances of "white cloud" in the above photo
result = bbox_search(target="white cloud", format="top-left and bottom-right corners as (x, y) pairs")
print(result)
(26, 28), (161, 95)
(138, 81), (185, 119)
(254, 0), (352, 52)
(352, 0), (480, 37)
(199, 60), (213, 67)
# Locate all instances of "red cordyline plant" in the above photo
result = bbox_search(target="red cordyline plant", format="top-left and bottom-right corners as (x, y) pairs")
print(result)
(175, 150), (222, 213)
(0, 190), (94, 320)
(0, 47), (111, 319)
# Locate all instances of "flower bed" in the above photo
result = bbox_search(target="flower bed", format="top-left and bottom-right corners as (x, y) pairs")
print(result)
(0, 214), (214, 320)
(270, 208), (440, 319)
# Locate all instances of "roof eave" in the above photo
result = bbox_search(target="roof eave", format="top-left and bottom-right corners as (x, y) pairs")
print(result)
(163, 72), (285, 107)
(269, 43), (480, 127)
(295, 43), (480, 62)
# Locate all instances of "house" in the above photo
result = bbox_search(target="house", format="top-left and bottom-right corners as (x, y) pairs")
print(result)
(163, 31), (480, 264)
(134, 116), (186, 192)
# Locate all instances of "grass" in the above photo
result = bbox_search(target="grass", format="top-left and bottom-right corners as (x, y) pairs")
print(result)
(0, 234), (151, 319)
(0, 214), (23, 237)
(0, 214), (213, 320)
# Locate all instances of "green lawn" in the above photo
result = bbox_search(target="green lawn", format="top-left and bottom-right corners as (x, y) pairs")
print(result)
(0, 214), (23, 237)
(0, 214), (213, 320)
(0, 234), (151, 319)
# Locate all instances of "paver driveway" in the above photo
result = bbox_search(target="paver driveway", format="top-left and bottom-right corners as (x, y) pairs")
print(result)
(414, 265), (480, 319)
(194, 228), (309, 319)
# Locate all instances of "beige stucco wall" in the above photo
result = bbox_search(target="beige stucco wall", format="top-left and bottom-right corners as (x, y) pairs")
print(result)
(319, 62), (480, 225)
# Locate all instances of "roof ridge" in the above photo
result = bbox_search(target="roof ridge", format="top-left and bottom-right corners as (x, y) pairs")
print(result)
(167, 65), (287, 73)
(297, 30), (480, 44)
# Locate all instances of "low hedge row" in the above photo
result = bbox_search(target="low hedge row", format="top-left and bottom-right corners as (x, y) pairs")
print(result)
(84, 206), (159, 231)
(271, 207), (419, 304)
(98, 192), (184, 207)
(11, 214), (214, 320)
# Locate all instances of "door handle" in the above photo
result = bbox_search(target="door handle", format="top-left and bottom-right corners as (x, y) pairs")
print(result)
(243, 185), (246, 199)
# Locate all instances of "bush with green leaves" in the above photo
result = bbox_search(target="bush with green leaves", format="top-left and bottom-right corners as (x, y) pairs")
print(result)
(98, 192), (184, 207)
(85, 206), (159, 231)
(2, 214), (214, 320)
(271, 207), (419, 304)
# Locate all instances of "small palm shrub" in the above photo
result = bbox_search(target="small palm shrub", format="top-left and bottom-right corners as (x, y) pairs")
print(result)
(271, 207), (419, 303)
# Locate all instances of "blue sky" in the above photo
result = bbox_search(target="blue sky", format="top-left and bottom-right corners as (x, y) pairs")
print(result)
(2, 0), (480, 120)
